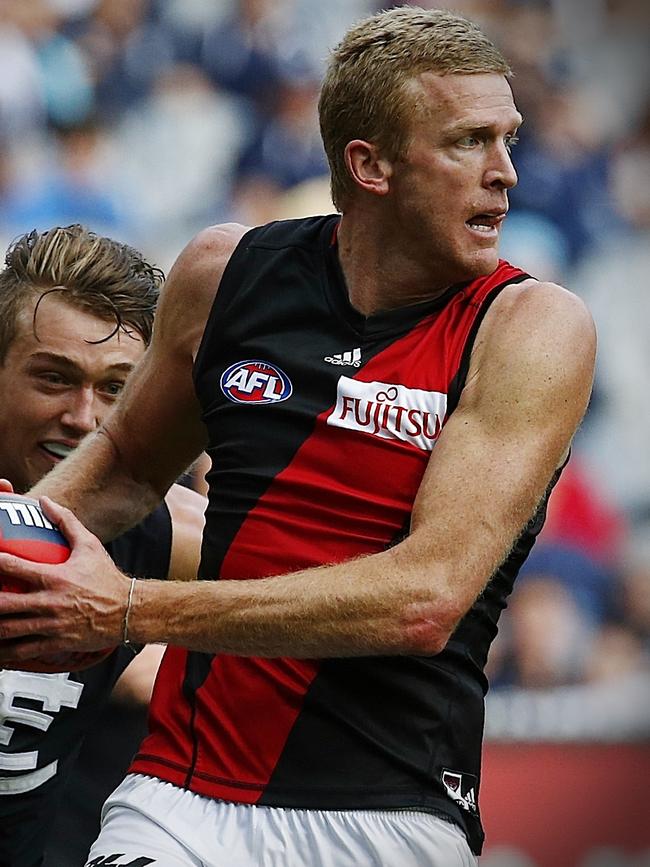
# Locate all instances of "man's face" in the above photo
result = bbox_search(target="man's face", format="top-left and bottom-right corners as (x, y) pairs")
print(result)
(0, 293), (146, 492)
(389, 72), (522, 286)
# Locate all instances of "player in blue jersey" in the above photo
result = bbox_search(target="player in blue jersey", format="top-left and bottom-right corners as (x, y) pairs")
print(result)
(0, 224), (205, 866)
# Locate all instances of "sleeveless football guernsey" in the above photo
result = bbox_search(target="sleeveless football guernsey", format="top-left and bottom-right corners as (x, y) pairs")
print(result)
(131, 216), (551, 854)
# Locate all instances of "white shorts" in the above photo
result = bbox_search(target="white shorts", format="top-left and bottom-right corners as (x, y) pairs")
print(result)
(84, 773), (478, 867)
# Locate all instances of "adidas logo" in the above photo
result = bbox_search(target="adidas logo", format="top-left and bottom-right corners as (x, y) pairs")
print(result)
(441, 769), (478, 816)
(324, 348), (361, 367)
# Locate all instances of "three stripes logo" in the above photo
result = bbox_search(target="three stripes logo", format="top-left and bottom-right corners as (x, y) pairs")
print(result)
(441, 769), (478, 816)
(86, 856), (156, 866)
(323, 347), (361, 367)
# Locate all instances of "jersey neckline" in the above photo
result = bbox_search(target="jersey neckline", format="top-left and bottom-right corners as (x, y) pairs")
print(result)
(319, 215), (469, 340)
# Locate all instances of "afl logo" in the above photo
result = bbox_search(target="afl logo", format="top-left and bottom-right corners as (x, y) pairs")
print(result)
(220, 359), (293, 405)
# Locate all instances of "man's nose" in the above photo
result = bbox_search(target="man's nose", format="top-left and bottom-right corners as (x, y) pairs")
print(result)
(484, 142), (518, 190)
(60, 389), (99, 434)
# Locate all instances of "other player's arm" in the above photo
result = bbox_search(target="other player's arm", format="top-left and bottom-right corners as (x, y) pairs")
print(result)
(111, 643), (165, 705)
(0, 281), (596, 663)
(28, 224), (246, 541)
(164, 483), (206, 581)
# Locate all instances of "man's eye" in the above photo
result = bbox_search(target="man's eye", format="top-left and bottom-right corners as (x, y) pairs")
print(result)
(39, 372), (67, 385)
(458, 136), (480, 148)
(102, 382), (125, 396)
(505, 135), (520, 152)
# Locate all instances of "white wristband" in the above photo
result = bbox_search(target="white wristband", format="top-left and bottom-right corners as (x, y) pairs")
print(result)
(122, 576), (137, 646)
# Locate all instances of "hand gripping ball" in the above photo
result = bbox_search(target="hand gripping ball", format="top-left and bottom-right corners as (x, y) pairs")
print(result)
(0, 492), (115, 672)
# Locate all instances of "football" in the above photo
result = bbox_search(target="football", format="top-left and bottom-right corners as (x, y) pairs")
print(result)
(0, 492), (114, 672)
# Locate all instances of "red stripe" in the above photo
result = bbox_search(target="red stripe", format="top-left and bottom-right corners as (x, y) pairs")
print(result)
(135, 647), (196, 771)
(193, 655), (319, 801)
(0, 536), (69, 564)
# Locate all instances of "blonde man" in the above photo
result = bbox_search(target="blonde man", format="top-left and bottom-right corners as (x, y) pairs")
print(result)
(0, 10), (594, 867)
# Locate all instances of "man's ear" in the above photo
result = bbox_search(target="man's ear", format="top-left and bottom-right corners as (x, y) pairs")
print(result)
(344, 140), (393, 196)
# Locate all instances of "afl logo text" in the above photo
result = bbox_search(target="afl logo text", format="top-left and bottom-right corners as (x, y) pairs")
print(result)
(220, 359), (293, 404)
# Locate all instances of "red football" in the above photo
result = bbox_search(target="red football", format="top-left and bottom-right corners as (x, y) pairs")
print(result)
(0, 492), (114, 672)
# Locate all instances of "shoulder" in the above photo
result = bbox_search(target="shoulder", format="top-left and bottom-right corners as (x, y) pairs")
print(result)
(179, 223), (251, 274)
(154, 223), (251, 355)
(165, 222), (250, 303)
(475, 279), (596, 375)
(463, 279), (596, 423)
(487, 277), (593, 327)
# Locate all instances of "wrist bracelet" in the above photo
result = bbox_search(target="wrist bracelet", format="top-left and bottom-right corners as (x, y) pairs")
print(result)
(122, 576), (137, 647)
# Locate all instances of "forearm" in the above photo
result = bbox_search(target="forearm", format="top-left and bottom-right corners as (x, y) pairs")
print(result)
(127, 547), (452, 658)
(30, 427), (162, 541)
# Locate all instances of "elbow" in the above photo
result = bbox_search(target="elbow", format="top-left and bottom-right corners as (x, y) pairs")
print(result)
(396, 600), (458, 656)
(382, 544), (465, 655)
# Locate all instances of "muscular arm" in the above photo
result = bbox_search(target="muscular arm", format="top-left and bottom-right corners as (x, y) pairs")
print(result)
(0, 280), (596, 663)
(28, 224), (246, 541)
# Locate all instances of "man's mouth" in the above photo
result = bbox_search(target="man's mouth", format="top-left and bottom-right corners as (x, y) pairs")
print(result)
(41, 442), (77, 460)
(466, 212), (506, 233)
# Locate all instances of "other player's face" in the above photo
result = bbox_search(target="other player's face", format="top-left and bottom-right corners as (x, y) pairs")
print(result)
(0, 293), (145, 492)
(389, 72), (521, 284)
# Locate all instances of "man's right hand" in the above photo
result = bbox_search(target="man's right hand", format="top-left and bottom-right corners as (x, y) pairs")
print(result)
(0, 496), (131, 665)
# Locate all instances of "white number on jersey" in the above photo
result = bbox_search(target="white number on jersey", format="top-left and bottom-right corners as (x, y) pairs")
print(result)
(0, 669), (83, 794)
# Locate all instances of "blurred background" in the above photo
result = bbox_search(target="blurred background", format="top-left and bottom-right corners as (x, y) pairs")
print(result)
(0, 1), (648, 865)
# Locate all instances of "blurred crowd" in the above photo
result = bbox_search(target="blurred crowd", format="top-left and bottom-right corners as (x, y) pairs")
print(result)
(0, 0), (648, 739)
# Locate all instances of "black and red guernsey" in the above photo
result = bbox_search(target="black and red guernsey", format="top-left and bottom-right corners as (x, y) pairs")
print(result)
(131, 215), (552, 854)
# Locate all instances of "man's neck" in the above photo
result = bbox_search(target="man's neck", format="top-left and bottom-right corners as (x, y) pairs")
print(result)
(336, 214), (455, 317)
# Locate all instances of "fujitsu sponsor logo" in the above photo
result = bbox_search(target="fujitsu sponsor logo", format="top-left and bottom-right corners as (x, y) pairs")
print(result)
(327, 376), (446, 451)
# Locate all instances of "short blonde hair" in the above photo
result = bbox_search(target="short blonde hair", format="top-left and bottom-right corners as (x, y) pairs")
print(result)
(319, 6), (512, 210)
